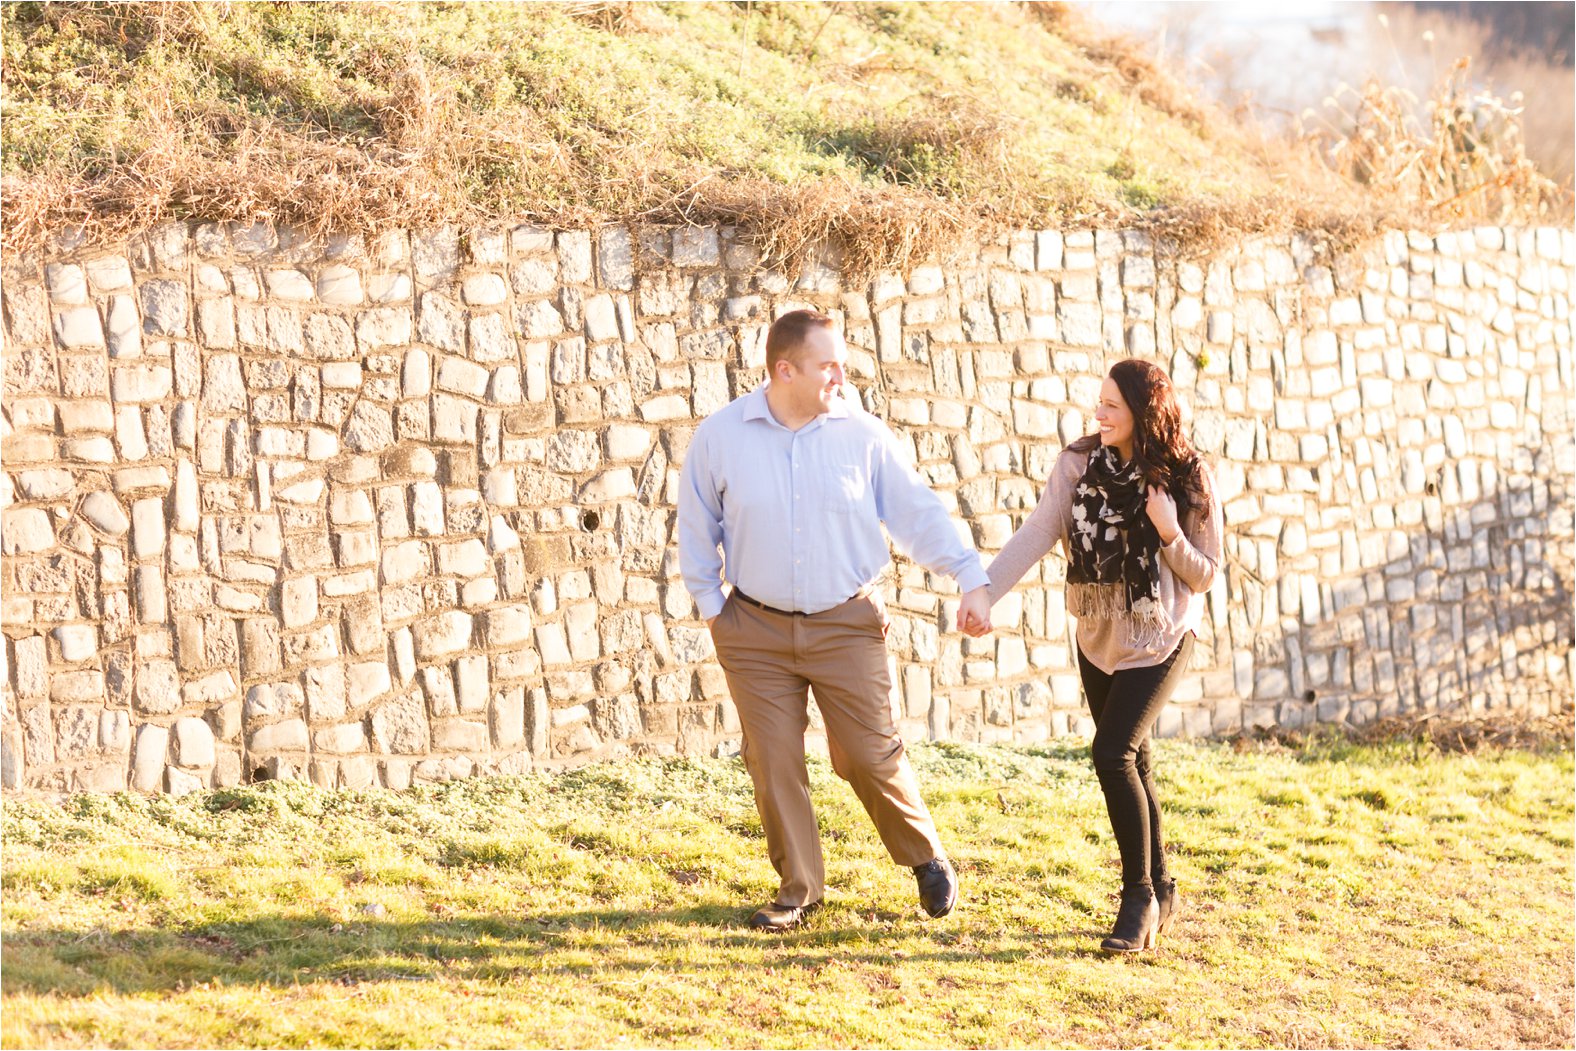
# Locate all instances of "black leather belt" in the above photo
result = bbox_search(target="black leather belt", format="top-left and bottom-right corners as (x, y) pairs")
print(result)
(732, 590), (802, 616)
(731, 587), (876, 617)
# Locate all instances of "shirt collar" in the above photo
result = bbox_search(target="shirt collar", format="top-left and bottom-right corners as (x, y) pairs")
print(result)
(743, 381), (852, 427)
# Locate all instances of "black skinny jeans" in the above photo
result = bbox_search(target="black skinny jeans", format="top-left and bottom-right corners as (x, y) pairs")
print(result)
(1076, 633), (1195, 891)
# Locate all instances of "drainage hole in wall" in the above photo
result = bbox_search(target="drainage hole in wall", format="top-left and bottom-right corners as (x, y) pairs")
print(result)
(1303, 690), (1316, 704)
(580, 509), (600, 532)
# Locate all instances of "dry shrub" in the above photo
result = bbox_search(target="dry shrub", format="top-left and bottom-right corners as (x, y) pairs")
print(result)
(1299, 59), (1567, 224)
(1137, 193), (1395, 260)
(683, 176), (976, 280)
(1374, 1), (1574, 189)
(563, 2), (637, 34)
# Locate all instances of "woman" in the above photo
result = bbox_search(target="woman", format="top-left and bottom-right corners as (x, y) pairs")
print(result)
(984, 358), (1222, 952)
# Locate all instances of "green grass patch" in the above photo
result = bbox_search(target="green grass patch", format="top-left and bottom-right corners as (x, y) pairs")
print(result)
(4, 737), (1572, 1048)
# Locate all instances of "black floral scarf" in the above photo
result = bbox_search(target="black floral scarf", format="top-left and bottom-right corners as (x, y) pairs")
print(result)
(1066, 445), (1167, 641)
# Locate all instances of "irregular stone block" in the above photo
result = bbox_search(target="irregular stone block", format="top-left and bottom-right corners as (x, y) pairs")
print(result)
(417, 292), (464, 352)
(597, 228), (634, 290)
(106, 295), (142, 357)
(432, 718), (489, 752)
(53, 306), (105, 349)
(139, 280), (188, 336)
(166, 767), (206, 795)
(240, 619), (281, 678)
(53, 704), (97, 759)
(174, 716), (215, 767)
(436, 356), (489, 397)
(356, 307), (413, 349)
(371, 693), (430, 754)
(130, 497), (166, 558)
(52, 623), (98, 663)
(346, 660), (393, 708)
(183, 669), (237, 706)
(314, 721), (367, 754)
(76, 493), (132, 545)
(414, 612), (473, 659)
(454, 655), (489, 713)
(111, 364), (172, 403)
(134, 660), (181, 715)
(16, 468), (73, 500)
(11, 635), (48, 698)
(462, 274), (507, 306)
(516, 299), (564, 338)
(266, 269), (314, 301)
(344, 402), (394, 452)
(671, 228), (720, 268)
(410, 481), (445, 535)
(469, 312), (514, 363)
(317, 265), (363, 305)
(3, 508), (54, 554)
(249, 718), (309, 753)
(132, 724), (170, 791)
(100, 710), (133, 752)
(483, 605), (533, 648)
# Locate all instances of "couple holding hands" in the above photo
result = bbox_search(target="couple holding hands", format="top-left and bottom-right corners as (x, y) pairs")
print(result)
(677, 309), (1223, 953)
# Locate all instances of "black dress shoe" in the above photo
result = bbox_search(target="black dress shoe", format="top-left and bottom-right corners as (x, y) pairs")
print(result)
(913, 858), (958, 918)
(748, 900), (820, 931)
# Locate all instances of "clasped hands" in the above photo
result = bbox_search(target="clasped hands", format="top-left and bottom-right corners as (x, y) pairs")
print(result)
(957, 586), (992, 638)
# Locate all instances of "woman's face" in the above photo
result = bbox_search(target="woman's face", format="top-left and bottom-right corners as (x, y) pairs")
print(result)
(1095, 376), (1136, 455)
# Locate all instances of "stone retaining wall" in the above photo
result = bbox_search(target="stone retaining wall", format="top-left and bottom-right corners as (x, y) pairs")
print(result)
(2, 220), (1571, 794)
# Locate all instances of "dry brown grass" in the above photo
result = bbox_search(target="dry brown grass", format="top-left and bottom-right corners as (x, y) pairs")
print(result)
(1374, 1), (1575, 190)
(1023, 0), (1213, 131)
(1298, 57), (1568, 226)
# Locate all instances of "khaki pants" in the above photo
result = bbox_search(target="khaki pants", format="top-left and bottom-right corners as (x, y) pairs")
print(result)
(710, 591), (945, 907)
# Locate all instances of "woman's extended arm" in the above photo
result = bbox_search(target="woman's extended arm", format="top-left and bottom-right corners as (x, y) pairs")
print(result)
(985, 450), (1083, 605)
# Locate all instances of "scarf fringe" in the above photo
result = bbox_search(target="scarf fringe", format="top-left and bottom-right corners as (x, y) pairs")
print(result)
(1066, 582), (1170, 650)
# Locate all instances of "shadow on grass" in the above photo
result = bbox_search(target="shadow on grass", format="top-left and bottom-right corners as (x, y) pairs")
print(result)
(2, 901), (1092, 997)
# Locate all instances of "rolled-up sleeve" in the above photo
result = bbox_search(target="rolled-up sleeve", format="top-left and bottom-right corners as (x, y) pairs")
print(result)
(676, 427), (729, 619)
(872, 430), (989, 592)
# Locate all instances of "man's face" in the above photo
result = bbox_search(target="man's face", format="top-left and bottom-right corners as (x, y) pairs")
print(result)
(777, 326), (848, 417)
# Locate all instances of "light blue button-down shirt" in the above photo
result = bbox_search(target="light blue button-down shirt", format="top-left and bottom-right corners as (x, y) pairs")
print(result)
(677, 384), (990, 619)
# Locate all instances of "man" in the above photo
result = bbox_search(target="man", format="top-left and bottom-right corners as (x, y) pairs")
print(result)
(677, 308), (994, 931)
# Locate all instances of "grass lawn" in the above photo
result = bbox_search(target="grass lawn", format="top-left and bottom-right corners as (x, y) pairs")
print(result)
(3, 734), (1572, 1049)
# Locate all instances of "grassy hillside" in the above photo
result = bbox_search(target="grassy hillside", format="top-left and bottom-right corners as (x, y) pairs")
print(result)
(4, 734), (1572, 1048)
(1, 2), (1562, 270)
(0, 1), (1374, 267)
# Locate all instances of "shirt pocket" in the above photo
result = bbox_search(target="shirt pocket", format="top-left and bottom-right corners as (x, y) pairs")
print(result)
(822, 464), (868, 516)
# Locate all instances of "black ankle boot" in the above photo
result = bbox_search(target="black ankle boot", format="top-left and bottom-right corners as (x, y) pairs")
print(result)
(1154, 877), (1181, 935)
(1100, 884), (1159, 953)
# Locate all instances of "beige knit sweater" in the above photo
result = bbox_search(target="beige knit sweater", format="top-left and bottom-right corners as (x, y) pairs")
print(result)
(985, 447), (1224, 673)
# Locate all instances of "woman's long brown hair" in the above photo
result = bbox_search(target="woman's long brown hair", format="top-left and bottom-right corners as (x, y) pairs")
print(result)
(1069, 358), (1212, 522)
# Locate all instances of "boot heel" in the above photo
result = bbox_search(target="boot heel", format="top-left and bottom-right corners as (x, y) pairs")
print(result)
(1100, 885), (1160, 953)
